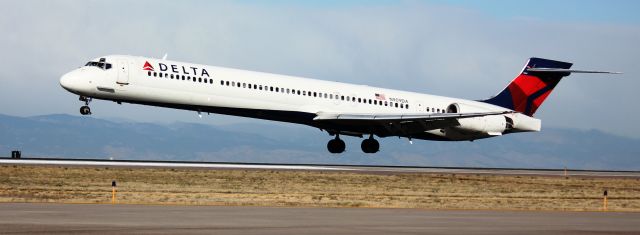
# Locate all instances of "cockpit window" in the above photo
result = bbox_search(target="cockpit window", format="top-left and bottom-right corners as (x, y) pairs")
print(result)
(84, 61), (112, 70)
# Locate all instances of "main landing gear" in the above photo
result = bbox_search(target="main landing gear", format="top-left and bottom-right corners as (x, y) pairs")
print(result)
(326, 134), (380, 154)
(327, 135), (346, 154)
(361, 135), (380, 154)
(79, 96), (92, 115)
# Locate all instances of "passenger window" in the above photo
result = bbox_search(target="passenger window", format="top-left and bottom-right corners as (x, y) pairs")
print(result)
(170, 74), (174, 79)
(225, 81), (229, 86)
(385, 101), (388, 106)
(220, 80), (224, 85)
(232, 81), (235, 86)
(270, 87), (274, 92)
(406, 104), (409, 109)
(153, 72), (157, 77)
(395, 103), (398, 108)
(275, 87), (279, 92)
(313, 92), (317, 97)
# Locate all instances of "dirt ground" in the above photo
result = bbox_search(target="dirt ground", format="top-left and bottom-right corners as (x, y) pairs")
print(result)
(0, 165), (638, 211)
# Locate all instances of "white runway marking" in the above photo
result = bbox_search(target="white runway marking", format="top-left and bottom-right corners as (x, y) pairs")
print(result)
(1, 159), (638, 177)
(0, 159), (348, 171)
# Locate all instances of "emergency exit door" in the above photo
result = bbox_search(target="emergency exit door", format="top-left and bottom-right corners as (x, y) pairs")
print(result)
(116, 60), (129, 85)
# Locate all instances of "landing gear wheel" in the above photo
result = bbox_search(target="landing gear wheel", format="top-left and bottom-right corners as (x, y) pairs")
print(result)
(361, 137), (379, 153)
(78, 96), (92, 115)
(327, 137), (346, 154)
(80, 106), (91, 115)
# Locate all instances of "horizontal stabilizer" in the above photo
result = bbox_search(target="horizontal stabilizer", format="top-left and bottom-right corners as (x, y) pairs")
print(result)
(526, 68), (622, 74)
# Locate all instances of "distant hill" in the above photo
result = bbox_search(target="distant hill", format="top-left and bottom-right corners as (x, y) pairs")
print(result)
(0, 114), (638, 170)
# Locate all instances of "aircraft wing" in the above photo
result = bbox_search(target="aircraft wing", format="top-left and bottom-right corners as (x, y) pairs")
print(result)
(313, 111), (513, 136)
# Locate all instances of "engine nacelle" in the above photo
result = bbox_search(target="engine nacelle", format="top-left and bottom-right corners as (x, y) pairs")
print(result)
(447, 103), (509, 135)
(455, 115), (507, 135)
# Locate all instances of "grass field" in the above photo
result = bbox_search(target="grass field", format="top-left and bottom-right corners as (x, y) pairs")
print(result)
(0, 165), (639, 211)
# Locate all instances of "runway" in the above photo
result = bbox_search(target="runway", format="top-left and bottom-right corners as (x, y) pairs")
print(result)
(0, 203), (637, 235)
(2, 157), (639, 177)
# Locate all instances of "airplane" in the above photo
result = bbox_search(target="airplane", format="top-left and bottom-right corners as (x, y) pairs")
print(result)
(59, 55), (619, 154)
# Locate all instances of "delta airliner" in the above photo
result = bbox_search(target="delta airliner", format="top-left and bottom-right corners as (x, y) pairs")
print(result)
(60, 55), (617, 153)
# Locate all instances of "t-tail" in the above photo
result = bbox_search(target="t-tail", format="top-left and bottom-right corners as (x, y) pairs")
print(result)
(481, 57), (620, 116)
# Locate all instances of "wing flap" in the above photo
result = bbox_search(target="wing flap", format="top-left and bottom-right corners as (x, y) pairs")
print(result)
(314, 111), (514, 136)
(314, 111), (512, 121)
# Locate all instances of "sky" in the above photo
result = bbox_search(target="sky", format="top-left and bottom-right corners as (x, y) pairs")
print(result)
(0, 0), (639, 137)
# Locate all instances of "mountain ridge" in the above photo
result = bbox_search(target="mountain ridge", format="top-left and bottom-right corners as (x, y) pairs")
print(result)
(0, 113), (638, 170)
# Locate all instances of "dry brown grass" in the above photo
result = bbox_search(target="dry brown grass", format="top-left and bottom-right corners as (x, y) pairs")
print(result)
(0, 165), (639, 211)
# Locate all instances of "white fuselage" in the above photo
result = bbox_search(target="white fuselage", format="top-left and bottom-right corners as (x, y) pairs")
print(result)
(60, 55), (541, 142)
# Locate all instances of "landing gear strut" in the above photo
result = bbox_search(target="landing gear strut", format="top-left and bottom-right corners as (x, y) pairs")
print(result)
(361, 135), (379, 154)
(79, 96), (92, 115)
(327, 135), (346, 154)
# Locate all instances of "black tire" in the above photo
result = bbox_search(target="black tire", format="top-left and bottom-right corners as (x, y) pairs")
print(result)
(327, 138), (346, 154)
(80, 106), (91, 115)
(361, 138), (380, 153)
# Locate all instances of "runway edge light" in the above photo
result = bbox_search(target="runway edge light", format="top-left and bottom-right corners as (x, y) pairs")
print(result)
(112, 180), (117, 204)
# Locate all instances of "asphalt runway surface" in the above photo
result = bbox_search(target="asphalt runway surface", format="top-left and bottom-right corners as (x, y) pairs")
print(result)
(0, 203), (638, 235)
(2, 158), (640, 177)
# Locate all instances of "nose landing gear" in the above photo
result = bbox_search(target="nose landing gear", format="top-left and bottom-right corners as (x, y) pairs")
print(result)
(79, 96), (92, 115)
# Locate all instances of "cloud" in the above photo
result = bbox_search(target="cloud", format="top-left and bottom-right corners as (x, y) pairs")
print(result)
(0, 1), (638, 137)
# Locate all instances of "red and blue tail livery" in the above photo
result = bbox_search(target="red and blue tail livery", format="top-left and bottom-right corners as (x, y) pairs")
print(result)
(481, 58), (573, 116)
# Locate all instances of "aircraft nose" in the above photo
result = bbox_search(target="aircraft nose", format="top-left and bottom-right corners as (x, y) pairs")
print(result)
(60, 71), (79, 92)
(60, 73), (71, 89)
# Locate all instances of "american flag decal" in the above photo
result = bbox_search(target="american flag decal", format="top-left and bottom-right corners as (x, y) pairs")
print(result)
(375, 93), (386, 100)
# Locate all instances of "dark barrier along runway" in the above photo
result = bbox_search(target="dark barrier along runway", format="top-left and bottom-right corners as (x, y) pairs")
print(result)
(0, 203), (638, 235)
(2, 157), (640, 177)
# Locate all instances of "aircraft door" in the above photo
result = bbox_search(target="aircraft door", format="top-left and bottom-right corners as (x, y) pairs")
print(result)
(116, 59), (129, 85)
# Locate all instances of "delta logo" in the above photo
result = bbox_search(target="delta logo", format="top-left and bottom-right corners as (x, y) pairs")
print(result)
(142, 61), (210, 77)
(143, 61), (154, 71)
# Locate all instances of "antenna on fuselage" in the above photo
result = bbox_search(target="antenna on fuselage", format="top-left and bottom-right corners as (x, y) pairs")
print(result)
(162, 53), (168, 60)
